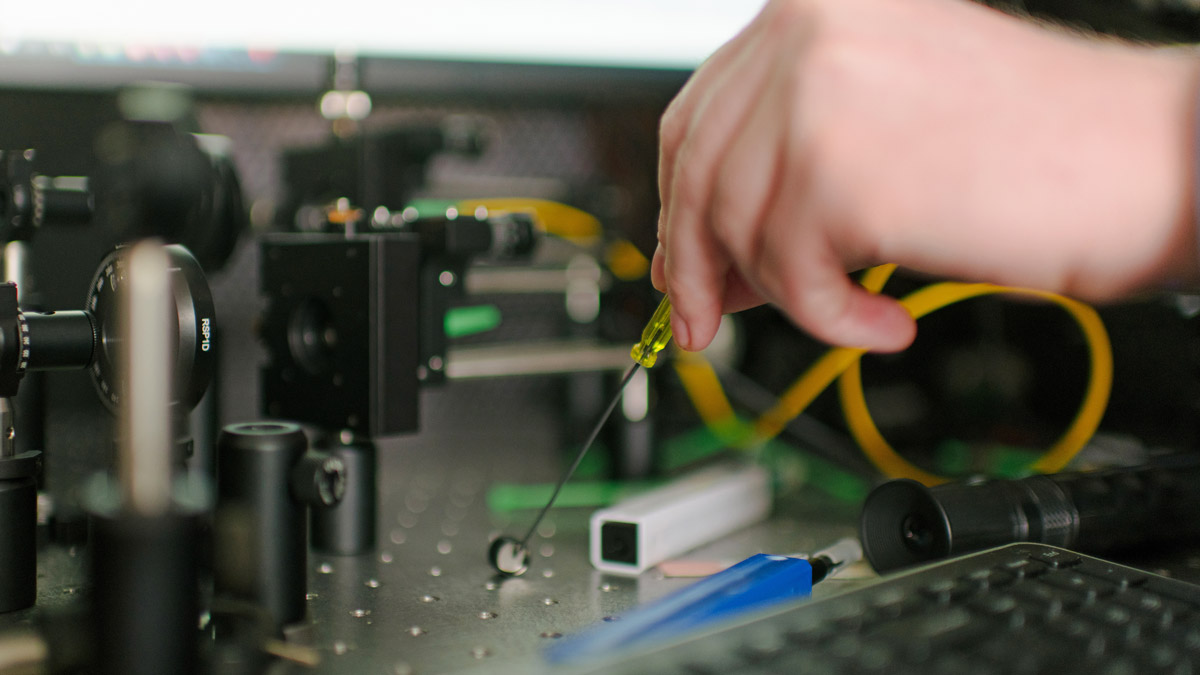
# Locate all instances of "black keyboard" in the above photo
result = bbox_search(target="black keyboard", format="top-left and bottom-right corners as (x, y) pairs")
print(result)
(575, 543), (1200, 675)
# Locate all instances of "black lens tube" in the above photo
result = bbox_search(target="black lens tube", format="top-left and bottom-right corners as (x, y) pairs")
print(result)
(0, 472), (36, 613)
(216, 422), (310, 629)
(861, 456), (1200, 573)
(21, 311), (96, 371)
(85, 476), (207, 675)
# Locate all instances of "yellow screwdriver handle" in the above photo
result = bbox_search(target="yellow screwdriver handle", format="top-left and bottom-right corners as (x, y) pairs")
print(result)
(631, 295), (674, 368)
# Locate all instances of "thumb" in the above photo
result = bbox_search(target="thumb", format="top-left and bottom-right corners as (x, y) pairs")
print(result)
(776, 256), (916, 353)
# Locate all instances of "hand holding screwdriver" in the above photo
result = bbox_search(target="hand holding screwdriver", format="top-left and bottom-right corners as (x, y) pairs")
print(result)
(654, 0), (1200, 355)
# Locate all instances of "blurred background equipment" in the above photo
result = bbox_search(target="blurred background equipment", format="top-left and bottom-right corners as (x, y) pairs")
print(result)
(0, 1), (1199, 673)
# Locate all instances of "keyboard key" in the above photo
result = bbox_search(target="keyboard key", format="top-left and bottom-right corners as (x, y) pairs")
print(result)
(1143, 578), (1200, 606)
(851, 643), (895, 672)
(900, 606), (974, 639)
(767, 650), (849, 675)
(782, 618), (838, 647)
(969, 593), (1019, 617)
(979, 631), (1076, 674)
(1010, 579), (1091, 615)
(919, 578), (978, 604)
(1000, 559), (1046, 579)
(1043, 615), (1108, 658)
(826, 634), (863, 659)
(678, 647), (753, 674)
(964, 567), (1017, 590)
(736, 628), (787, 662)
(822, 599), (868, 630)
(1140, 643), (1187, 672)
(865, 588), (929, 623)
(971, 592), (1047, 630)
(1027, 549), (1083, 569)
(1111, 589), (1193, 629)
(1160, 624), (1200, 653)
(930, 653), (1002, 675)
(1084, 604), (1135, 627)
(1078, 607), (1156, 649)
(866, 607), (994, 662)
(1076, 559), (1148, 590)
(1100, 657), (1139, 675)
(1040, 570), (1118, 600)
(1111, 589), (1163, 613)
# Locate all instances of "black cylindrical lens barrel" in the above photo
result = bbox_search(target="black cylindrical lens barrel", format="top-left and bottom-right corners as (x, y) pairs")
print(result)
(88, 484), (203, 675)
(35, 180), (93, 227)
(216, 422), (309, 629)
(0, 474), (36, 613)
(861, 456), (1200, 573)
(311, 441), (375, 555)
(22, 311), (96, 370)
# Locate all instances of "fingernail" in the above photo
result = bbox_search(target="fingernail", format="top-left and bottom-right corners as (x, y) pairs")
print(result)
(671, 313), (690, 350)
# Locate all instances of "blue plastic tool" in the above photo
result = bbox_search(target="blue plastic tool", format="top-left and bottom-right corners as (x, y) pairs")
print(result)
(545, 553), (813, 664)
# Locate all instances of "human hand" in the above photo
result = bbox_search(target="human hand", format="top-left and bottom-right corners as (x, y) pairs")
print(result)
(653, 0), (1200, 353)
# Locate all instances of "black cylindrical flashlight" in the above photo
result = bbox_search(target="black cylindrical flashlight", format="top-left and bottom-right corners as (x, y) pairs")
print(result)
(860, 455), (1200, 573)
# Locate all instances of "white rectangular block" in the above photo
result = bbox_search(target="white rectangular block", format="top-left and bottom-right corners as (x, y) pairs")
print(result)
(589, 463), (771, 576)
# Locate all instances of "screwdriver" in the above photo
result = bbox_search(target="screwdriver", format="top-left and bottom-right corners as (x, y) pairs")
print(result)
(489, 296), (674, 576)
(630, 294), (674, 368)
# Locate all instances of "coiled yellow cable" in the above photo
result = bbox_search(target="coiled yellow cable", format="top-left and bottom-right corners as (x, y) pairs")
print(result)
(749, 264), (1112, 485)
(671, 351), (744, 443)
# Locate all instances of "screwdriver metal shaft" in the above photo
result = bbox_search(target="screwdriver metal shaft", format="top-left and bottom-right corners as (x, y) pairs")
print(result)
(518, 362), (641, 546)
(489, 294), (672, 576)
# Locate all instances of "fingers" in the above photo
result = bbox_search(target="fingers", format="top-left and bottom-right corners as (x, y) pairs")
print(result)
(659, 32), (786, 351)
(788, 268), (917, 353)
(651, 243), (666, 293)
(707, 47), (791, 277)
(658, 40), (742, 229)
(761, 219), (917, 353)
(721, 269), (765, 315)
(653, 245), (764, 340)
(720, 46), (914, 353)
(658, 2), (776, 227)
(657, 0), (916, 352)
(662, 217), (730, 351)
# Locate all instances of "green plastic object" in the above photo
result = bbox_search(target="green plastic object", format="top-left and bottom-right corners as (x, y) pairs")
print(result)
(403, 199), (459, 218)
(445, 305), (502, 338)
(487, 481), (658, 513)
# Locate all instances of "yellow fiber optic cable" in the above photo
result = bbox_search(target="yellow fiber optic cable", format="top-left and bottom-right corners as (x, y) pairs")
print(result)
(455, 198), (603, 242)
(457, 198), (650, 281)
(671, 351), (745, 442)
(750, 265), (1112, 485)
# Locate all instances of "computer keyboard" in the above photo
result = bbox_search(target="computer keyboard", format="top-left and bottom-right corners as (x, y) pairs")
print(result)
(574, 543), (1200, 675)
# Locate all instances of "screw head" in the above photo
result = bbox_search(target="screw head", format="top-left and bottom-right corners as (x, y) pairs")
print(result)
(488, 536), (530, 576)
